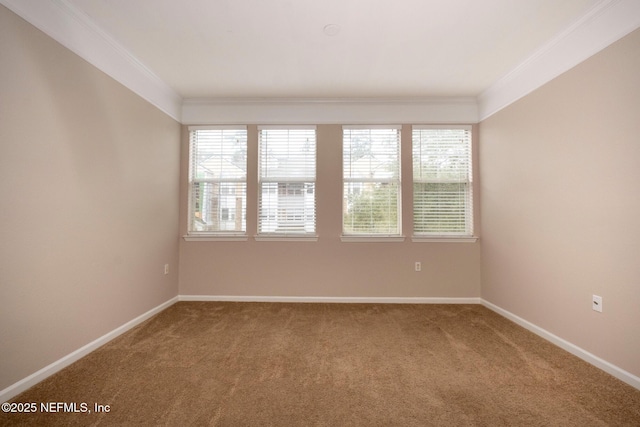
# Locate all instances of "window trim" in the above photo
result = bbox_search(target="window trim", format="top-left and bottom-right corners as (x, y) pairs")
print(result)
(341, 235), (406, 243)
(183, 234), (249, 242)
(411, 236), (478, 243)
(254, 234), (318, 242)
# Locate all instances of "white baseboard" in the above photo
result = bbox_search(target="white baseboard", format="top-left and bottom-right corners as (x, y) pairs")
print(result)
(179, 295), (482, 304)
(0, 296), (179, 403)
(481, 299), (640, 391)
(5, 295), (636, 403)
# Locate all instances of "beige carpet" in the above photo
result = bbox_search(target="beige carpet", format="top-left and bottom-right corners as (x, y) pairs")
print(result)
(2, 302), (639, 426)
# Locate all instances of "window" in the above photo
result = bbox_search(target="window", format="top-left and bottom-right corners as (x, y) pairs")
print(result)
(188, 126), (247, 235)
(412, 125), (473, 237)
(258, 126), (316, 236)
(343, 126), (401, 236)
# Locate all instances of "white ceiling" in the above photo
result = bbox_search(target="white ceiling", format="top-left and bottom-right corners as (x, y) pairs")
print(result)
(4, 0), (640, 122)
(64, 0), (600, 99)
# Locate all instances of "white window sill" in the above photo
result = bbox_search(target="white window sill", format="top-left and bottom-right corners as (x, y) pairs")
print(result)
(411, 236), (478, 243)
(183, 234), (248, 242)
(341, 235), (406, 243)
(254, 234), (318, 242)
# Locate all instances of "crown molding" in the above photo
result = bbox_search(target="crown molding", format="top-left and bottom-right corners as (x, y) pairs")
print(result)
(0, 0), (183, 121)
(4, 0), (638, 125)
(182, 97), (479, 125)
(478, 0), (640, 121)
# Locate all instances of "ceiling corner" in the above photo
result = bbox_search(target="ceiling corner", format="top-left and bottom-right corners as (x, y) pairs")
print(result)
(0, 0), (183, 121)
(478, 0), (640, 121)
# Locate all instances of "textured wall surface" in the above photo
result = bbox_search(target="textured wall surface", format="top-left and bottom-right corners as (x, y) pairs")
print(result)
(0, 5), (181, 391)
(480, 28), (640, 377)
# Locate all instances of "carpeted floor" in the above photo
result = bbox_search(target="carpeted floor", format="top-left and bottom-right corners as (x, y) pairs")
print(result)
(2, 302), (639, 426)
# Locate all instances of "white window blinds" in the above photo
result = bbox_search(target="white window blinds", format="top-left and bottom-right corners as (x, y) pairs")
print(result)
(343, 126), (401, 235)
(188, 126), (247, 234)
(412, 126), (473, 236)
(258, 126), (316, 235)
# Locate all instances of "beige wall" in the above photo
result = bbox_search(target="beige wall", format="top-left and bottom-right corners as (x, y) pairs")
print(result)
(479, 28), (640, 377)
(179, 124), (481, 298)
(0, 5), (181, 391)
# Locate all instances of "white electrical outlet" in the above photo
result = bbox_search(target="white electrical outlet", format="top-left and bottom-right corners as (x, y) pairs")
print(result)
(592, 295), (602, 312)
(415, 262), (421, 272)
(164, 264), (169, 275)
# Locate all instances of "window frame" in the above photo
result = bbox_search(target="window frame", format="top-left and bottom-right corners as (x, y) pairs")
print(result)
(341, 125), (404, 242)
(184, 125), (248, 242)
(411, 124), (477, 242)
(256, 125), (318, 241)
